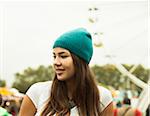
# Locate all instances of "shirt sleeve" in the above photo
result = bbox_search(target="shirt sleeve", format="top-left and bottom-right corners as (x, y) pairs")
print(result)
(98, 86), (113, 111)
(26, 82), (41, 108)
(26, 81), (52, 109)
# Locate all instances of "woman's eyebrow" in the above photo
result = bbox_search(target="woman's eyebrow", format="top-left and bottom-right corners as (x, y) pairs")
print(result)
(58, 52), (67, 55)
(53, 52), (68, 55)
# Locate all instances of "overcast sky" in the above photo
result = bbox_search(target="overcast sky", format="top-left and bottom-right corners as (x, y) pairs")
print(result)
(0, 0), (148, 86)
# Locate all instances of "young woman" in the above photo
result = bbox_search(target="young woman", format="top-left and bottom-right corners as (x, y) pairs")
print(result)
(19, 28), (113, 116)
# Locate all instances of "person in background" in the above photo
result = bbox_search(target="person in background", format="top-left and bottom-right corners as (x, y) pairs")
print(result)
(0, 94), (12, 116)
(116, 101), (122, 108)
(19, 28), (113, 116)
(9, 100), (18, 116)
(114, 95), (142, 116)
(146, 104), (149, 116)
(0, 94), (2, 106)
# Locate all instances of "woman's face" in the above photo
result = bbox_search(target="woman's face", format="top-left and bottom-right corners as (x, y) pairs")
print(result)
(53, 47), (75, 81)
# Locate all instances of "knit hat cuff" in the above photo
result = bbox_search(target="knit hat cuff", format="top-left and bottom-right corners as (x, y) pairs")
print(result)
(53, 40), (92, 63)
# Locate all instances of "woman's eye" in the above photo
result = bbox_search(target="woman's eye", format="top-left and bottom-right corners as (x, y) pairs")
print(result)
(61, 56), (68, 58)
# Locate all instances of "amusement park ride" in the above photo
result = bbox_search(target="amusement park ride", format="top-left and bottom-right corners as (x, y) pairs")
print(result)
(88, 4), (149, 113)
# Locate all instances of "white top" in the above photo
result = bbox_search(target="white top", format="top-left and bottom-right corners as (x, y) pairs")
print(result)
(26, 81), (112, 116)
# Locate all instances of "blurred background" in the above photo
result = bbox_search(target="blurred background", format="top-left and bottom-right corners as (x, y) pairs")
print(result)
(0, 0), (149, 116)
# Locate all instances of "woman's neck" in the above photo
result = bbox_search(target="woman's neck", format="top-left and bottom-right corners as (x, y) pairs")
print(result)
(66, 79), (75, 100)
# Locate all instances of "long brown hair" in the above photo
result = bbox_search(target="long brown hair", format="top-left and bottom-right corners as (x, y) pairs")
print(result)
(41, 54), (101, 116)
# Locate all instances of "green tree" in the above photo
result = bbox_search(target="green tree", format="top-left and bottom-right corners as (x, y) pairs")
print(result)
(91, 64), (149, 94)
(91, 64), (122, 89)
(12, 65), (54, 93)
(0, 79), (6, 87)
(128, 64), (149, 94)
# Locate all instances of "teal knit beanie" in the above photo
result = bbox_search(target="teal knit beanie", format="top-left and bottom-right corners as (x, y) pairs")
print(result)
(53, 28), (93, 64)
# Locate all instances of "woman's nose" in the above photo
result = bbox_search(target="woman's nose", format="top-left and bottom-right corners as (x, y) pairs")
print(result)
(54, 57), (62, 66)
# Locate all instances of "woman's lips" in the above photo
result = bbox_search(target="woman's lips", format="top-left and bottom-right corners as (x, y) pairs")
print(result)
(55, 69), (65, 74)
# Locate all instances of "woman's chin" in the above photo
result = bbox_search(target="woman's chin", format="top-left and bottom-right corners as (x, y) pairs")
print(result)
(57, 75), (66, 81)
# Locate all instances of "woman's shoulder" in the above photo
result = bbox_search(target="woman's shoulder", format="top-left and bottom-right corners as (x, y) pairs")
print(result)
(98, 86), (113, 110)
(26, 81), (52, 98)
(98, 86), (112, 99)
(30, 81), (52, 88)
(26, 81), (52, 108)
(98, 85), (111, 94)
